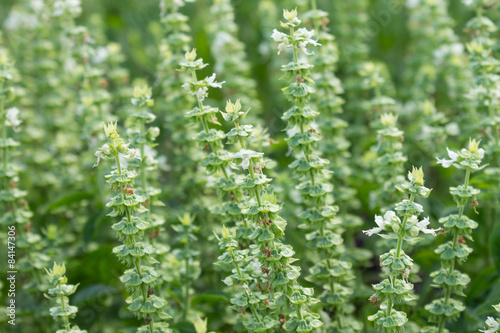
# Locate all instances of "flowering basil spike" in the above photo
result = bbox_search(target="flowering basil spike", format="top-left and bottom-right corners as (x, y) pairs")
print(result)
(366, 166), (435, 332)
(44, 263), (87, 333)
(426, 140), (486, 332)
(95, 122), (172, 333)
(0, 48), (49, 294)
(181, 45), (321, 331)
(273, 7), (360, 332)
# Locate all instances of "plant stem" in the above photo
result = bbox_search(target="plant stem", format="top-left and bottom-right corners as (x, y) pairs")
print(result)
(114, 151), (152, 329)
(1, 81), (8, 190)
(291, 27), (299, 64)
(58, 282), (71, 331)
(182, 231), (190, 320)
(437, 164), (471, 333)
(385, 193), (416, 318)
(228, 247), (263, 323)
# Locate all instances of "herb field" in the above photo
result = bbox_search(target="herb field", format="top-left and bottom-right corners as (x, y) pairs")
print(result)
(1, 0), (500, 332)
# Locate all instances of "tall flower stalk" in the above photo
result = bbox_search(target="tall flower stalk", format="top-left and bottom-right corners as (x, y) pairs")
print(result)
(94, 123), (171, 333)
(0, 48), (49, 291)
(208, 0), (261, 115)
(44, 263), (86, 333)
(462, 1), (500, 270)
(157, 0), (206, 216)
(356, 62), (406, 210)
(272, 8), (360, 332)
(365, 167), (436, 333)
(402, 0), (470, 162)
(181, 48), (322, 332)
(126, 85), (163, 235)
(425, 140), (486, 332)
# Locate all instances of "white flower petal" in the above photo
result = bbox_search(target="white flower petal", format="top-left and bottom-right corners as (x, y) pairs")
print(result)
(363, 227), (382, 236)
(271, 29), (286, 42)
(447, 147), (459, 160)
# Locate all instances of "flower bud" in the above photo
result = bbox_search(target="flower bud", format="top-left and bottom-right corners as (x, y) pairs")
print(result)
(221, 225), (230, 239)
(392, 223), (400, 233)
(185, 48), (197, 62)
(409, 226), (419, 237)
(225, 99), (242, 114)
(118, 144), (129, 154)
(409, 166), (424, 185)
(468, 138), (480, 153)
(147, 127), (160, 140)
(283, 8), (297, 21)
(102, 144), (111, 155)
(380, 113), (397, 127)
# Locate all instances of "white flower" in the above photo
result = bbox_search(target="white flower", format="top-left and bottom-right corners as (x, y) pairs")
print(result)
(479, 148), (485, 159)
(53, 0), (82, 17)
(462, 0), (474, 6)
(251, 259), (261, 275)
(30, 0), (44, 11)
(5, 107), (22, 132)
(416, 217), (439, 236)
(402, 267), (410, 279)
(449, 43), (464, 57)
(363, 210), (399, 236)
(4, 11), (38, 31)
(295, 28), (321, 55)
(233, 149), (263, 170)
(436, 147), (459, 168)
(174, 0), (195, 6)
(406, 0), (420, 8)
(196, 87), (207, 102)
(271, 29), (287, 42)
(93, 150), (103, 168)
(445, 122), (460, 136)
(480, 317), (500, 333)
(222, 276), (233, 286)
(93, 47), (109, 64)
(206, 73), (224, 89)
(271, 29), (289, 55)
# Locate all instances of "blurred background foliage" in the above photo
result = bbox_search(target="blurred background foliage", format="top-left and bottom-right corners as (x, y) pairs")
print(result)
(1, 0), (500, 332)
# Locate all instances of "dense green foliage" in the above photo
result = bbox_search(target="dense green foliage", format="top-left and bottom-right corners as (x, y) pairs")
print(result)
(1, 0), (500, 332)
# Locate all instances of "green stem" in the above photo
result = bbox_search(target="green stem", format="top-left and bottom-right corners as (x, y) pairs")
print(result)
(57, 283), (71, 332)
(290, 27), (299, 64)
(385, 193), (416, 319)
(396, 194), (416, 257)
(228, 248), (263, 323)
(1, 80), (8, 190)
(437, 165), (471, 333)
(114, 152), (151, 328)
(182, 231), (191, 320)
(139, 120), (147, 193)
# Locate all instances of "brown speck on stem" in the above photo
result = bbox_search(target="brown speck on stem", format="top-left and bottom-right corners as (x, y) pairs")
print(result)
(471, 199), (479, 214)
(369, 295), (380, 307)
